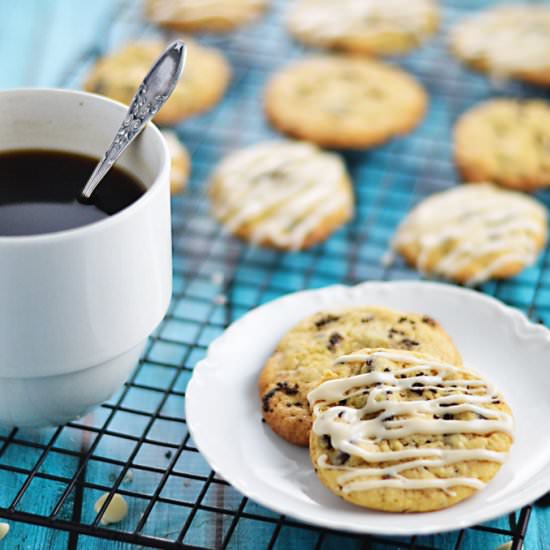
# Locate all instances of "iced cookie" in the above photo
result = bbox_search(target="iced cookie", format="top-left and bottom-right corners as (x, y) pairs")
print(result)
(308, 348), (514, 512)
(259, 307), (462, 446)
(450, 5), (550, 86)
(145, 0), (268, 32)
(454, 99), (550, 191)
(162, 130), (190, 194)
(392, 183), (547, 286)
(209, 141), (353, 250)
(264, 56), (427, 149)
(287, 0), (439, 56)
(84, 40), (231, 126)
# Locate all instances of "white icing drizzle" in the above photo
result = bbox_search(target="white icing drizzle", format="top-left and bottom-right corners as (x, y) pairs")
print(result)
(288, 0), (435, 42)
(210, 141), (352, 249)
(148, 0), (266, 24)
(308, 350), (514, 494)
(452, 6), (550, 76)
(392, 183), (546, 286)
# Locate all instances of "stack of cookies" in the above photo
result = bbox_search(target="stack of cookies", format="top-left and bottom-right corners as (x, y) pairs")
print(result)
(259, 306), (514, 512)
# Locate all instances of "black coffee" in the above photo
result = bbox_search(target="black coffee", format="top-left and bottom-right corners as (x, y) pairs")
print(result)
(0, 149), (146, 236)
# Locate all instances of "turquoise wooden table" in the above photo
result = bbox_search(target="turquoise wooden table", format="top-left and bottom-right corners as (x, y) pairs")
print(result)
(0, 1), (549, 548)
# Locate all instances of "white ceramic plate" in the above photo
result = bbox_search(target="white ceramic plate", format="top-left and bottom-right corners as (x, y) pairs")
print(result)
(186, 281), (550, 536)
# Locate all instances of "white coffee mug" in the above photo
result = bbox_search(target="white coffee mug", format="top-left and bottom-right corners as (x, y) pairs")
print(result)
(0, 88), (172, 427)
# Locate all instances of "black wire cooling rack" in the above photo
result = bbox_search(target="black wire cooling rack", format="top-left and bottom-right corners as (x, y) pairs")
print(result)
(1, 1), (550, 548)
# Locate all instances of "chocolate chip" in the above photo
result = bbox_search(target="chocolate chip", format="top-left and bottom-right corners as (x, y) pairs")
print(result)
(327, 332), (343, 350)
(262, 381), (299, 412)
(388, 328), (405, 338)
(398, 317), (408, 323)
(383, 415), (395, 422)
(492, 399), (501, 404)
(335, 452), (350, 465)
(382, 474), (392, 480)
(261, 418), (266, 423)
(293, 401), (302, 407)
(443, 413), (453, 420)
(361, 315), (374, 323)
(314, 314), (340, 329)
(322, 434), (333, 449)
(280, 382), (299, 394)
(422, 316), (436, 327)
(337, 411), (345, 419)
(440, 402), (457, 408)
(383, 368), (390, 372)
(339, 399), (347, 405)
(400, 338), (420, 349)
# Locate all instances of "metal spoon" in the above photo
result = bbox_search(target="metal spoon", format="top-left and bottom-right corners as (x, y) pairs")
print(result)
(80, 39), (186, 200)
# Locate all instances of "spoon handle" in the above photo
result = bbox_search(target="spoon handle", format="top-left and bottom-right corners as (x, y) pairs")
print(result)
(81, 40), (186, 200)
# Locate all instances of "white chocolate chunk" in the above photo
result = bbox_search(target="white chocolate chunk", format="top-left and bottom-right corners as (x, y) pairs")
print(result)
(94, 493), (128, 525)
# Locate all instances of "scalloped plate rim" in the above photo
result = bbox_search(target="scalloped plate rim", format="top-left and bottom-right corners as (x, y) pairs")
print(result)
(186, 280), (550, 536)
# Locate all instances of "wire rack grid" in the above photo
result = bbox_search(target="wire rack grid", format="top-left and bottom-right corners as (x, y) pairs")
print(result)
(1, 0), (550, 548)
